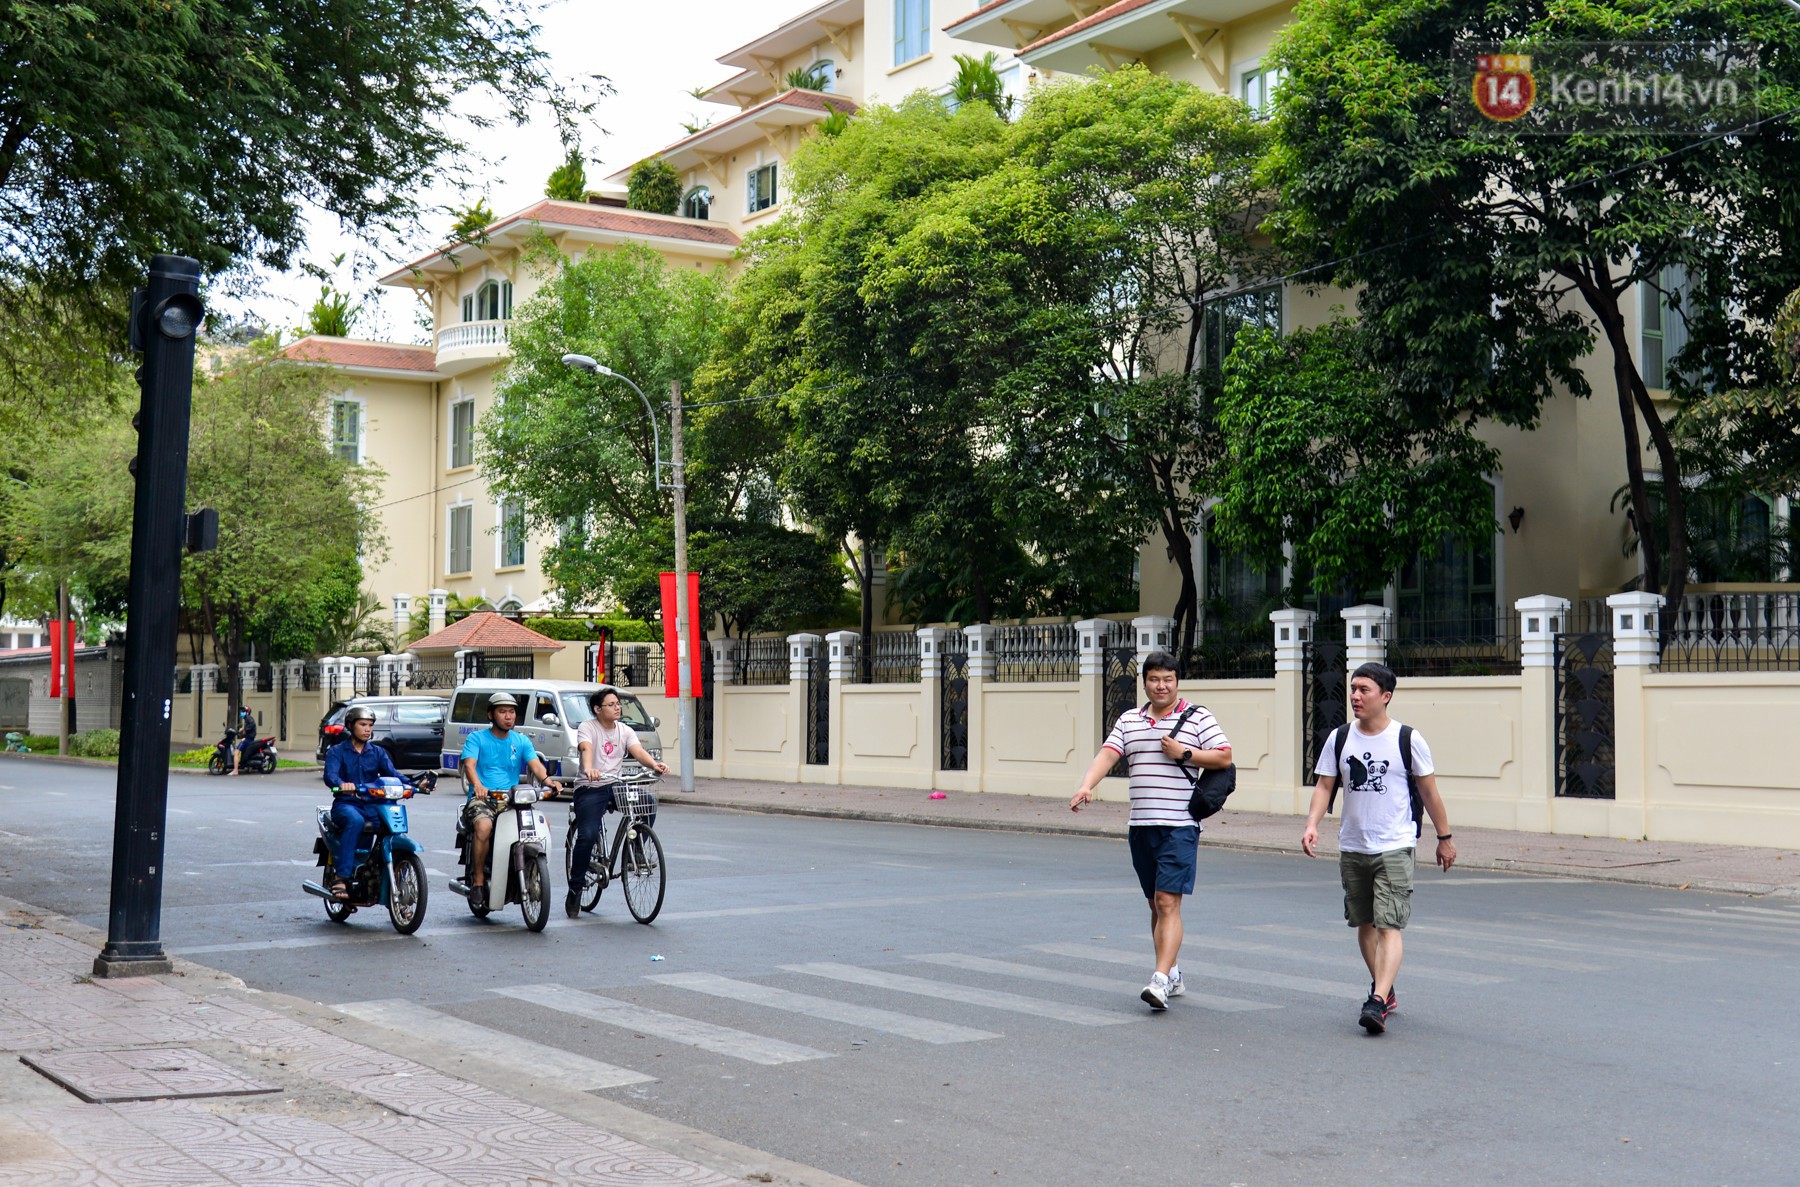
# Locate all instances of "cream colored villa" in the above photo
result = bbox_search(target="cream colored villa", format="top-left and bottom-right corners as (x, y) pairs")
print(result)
(286, 0), (1794, 637)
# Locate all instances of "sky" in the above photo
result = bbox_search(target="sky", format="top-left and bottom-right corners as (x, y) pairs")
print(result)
(221, 0), (822, 344)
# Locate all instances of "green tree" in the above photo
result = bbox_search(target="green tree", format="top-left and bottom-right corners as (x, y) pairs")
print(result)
(785, 63), (832, 92)
(949, 52), (1011, 119)
(627, 159), (682, 215)
(449, 198), (498, 246)
(545, 148), (589, 201)
(301, 287), (362, 338)
(1262, 0), (1800, 610)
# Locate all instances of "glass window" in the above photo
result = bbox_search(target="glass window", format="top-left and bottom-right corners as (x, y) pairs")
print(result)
(1241, 65), (1287, 115)
(1203, 523), (1284, 633)
(499, 498), (526, 567)
(1202, 285), (1282, 371)
(394, 702), (446, 724)
(682, 186), (713, 220)
(450, 399), (475, 468)
(1640, 264), (1689, 391)
(461, 295), (473, 322)
(895, 0), (929, 66)
(330, 399), (360, 464)
(472, 280), (512, 321)
(449, 504), (472, 573)
(808, 59), (835, 93)
(747, 163), (778, 214)
(1396, 534), (1498, 639)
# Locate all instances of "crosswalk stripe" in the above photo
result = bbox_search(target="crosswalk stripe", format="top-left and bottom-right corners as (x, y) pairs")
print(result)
(781, 963), (1131, 1026)
(492, 983), (831, 1065)
(1712, 904), (1800, 920)
(651, 972), (1000, 1043)
(1510, 913), (1775, 960)
(1646, 907), (1800, 937)
(1028, 942), (1365, 999)
(336, 998), (653, 1089)
(1177, 935), (1506, 985)
(1246, 923), (1603, 974)
(1407, 920), (1710, 963)
(904, 953), (1277, 1013)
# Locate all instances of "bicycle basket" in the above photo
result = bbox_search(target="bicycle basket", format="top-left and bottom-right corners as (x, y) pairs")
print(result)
(617, 786), (658, 823)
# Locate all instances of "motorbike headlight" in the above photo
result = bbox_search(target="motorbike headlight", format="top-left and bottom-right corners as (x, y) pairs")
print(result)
(512, 786), (538, 805)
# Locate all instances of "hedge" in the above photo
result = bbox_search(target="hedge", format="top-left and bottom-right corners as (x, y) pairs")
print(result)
(526, 617), (658, 643)
(69, 729), (121, 758)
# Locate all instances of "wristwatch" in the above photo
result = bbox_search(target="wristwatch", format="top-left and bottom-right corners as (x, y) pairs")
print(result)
(1181, 748), (1193, 764)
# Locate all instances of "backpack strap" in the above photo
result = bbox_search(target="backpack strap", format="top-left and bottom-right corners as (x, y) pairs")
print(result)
(1324, 724), (1350, 814)
(1166, 704), (1202, 788)
(1400, 723), (1423, 838)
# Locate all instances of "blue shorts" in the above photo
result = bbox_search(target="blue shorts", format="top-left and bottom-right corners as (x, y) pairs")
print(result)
(1128, 825), (1199, 898)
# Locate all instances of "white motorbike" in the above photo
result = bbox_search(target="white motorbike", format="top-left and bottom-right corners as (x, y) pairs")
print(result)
(448, 783), (554, 932)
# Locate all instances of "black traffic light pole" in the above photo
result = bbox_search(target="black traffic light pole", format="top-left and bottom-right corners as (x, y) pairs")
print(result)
(94, 255), (205, 978)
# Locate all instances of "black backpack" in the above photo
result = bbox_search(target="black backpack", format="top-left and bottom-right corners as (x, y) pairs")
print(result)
(1323, 723), (1422, 839)
(1165, 704), (1236, 821)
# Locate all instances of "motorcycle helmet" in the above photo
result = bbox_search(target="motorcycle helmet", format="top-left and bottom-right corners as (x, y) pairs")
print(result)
(343, 705), (378, 725)
(485, 692), (519, 714)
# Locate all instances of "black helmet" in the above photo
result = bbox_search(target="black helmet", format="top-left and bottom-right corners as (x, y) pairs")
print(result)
(344, 705), (377, 725)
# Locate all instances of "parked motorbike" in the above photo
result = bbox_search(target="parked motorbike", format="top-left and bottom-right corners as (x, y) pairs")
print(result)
(207, 727), (277, 775)
(301, 776), (428, 934)
(407, 770), (438, 796)
(448, 782), (553, 932)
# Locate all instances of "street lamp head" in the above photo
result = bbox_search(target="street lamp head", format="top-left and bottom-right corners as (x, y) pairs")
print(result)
(560, 353), (616, 379)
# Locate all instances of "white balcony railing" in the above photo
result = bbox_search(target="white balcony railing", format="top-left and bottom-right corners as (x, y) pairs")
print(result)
(437, 320), (512, 351)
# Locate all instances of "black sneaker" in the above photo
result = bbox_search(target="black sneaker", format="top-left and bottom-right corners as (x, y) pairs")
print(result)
(1359, 993), (1388, 1035)
(564, 888), (580, 918)
(1371, 980), (1397, 1014)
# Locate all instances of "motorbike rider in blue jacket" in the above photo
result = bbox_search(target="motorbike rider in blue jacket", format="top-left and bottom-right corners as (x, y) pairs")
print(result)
(321, 705), (402, 899)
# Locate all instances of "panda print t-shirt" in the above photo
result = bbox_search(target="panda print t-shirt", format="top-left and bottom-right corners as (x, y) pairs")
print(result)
(1313, 720), (1435, 855)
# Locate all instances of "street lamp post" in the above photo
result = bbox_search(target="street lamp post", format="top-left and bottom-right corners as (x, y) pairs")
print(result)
(561, 355), (696, 793)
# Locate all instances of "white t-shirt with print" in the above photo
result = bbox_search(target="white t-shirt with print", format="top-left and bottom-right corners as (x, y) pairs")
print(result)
(577, 719), (639, 780)
(1314, 719), (1434, 854)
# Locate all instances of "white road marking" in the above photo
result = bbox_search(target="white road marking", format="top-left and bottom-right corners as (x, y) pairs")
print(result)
(336, 999), (652, 1089)
(1250, 924), (1605, 974)
(1160, 935), (1505, 985)
(905, 952), (1277, 1013)
(1646, 907), (1800, 936)
(492, 983), (831, 1066)
(1028, 942), (1365, 999)
(670, 853), (731, 863)
(652, 972), (1000, 1043)
(1410, 919), (1709, 962)
(782, 962), (1131, 1026)
(658, 885), (1136, 922)
(205, 859), (317, 868)
(226, 818), (259, 825)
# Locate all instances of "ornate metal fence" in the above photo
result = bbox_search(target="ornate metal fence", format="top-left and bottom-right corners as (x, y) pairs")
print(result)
(1101, 643), (1138, 777)
(277, 669), (289, 740)
(1301, 636), (1348, 776)
(302, 661), (321, 691)
(696, 645), (715, 761)
(940, 633), (969, 772)
(255, 664), (274, 692)
(858, 631), (921, 684)
(734, 637), (790, 686)
(804, 648), (828, 765)
(1659, 593), (1800, 672)
(1177, 631), (1275, 680)
(1386, 616), (1523, 678)
(992, 623), (1079, 682)
(1556, 632), (1615, 799)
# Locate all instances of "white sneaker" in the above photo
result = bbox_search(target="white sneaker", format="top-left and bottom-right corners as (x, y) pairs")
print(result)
(1140, 971), (1169, 1010)
(1167, 968), (1185, 998)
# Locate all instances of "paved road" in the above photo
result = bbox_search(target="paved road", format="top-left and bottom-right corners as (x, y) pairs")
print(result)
(3, 758), (1798, 1186)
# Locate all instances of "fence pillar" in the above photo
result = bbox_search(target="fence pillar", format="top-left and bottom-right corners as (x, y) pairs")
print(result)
(917, 628), (953, 779)
(392, 594), (412, 648)
(1606, 591), (1663, 838)
(1341, 604), (1391, 671)
(1074, 620), (1110, 760)
(963, 625), (995, 788)
(789, 633), (821, 783)
(428, 588), (448, 636)
(1515, 595), (1570, 830)
(824, 630), (860, 780)
(1130, 615), (1175, 666)
(710, 637), (739, 685)
(190, 663), (218, 742)
(1269, 608), (1317, 806)
(237, 661), (259, 697)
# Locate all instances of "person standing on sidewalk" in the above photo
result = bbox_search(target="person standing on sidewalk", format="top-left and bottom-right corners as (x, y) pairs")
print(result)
(1071, 650), (1232, 1010)
(1301, 661), (1456, 1034)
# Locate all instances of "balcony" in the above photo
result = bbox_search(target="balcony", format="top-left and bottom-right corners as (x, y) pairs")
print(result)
(436, 319), (512, 376)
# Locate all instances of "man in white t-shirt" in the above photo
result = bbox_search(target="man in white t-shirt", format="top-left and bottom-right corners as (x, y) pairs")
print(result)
(567, 687), (670, 917)
(1302, 662), (1456, 1034)
(1071, 650), (1232, 1011)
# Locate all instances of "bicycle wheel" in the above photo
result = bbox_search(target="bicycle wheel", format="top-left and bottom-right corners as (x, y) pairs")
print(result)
(564, 818), (604, 911)
(621, 825), (665, 924)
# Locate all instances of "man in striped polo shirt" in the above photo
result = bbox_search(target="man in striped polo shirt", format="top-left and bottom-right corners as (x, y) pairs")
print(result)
(1071, 650), (1232, 1010)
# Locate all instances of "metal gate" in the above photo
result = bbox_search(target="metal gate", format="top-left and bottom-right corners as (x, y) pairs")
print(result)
(940, 636), (969, 771)
(696, 645), (715, 761)
(1101, 645), (1137, 777)
(277, 669), (289, 741)
(1555, 632), (1615, 798)
(804, 649), (828, 765)
(1301, 638), (1348, 775)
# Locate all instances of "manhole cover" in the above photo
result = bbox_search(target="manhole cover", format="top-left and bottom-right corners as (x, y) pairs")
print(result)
(20, 1047), (280, 1103)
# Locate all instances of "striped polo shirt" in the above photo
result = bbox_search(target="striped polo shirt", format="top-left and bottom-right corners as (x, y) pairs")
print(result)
(1103, 699), (1231, 828)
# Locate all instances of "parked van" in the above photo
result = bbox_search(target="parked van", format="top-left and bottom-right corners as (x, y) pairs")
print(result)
(444, 679), (664, 778)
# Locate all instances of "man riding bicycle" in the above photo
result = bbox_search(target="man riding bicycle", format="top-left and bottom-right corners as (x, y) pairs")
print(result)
(568, 686), (669, 917)
(458, 692), (561, 905)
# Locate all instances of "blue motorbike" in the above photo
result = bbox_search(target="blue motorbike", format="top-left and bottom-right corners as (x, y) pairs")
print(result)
(302, 777), (428, 934)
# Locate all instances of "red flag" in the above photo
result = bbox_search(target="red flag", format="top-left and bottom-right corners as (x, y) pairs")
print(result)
(658, 572), (704, 700)
(48, 621), (62, 698)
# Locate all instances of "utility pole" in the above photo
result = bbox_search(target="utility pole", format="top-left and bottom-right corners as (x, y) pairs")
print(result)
(56, 581), (69, 756)
(670, 379), (696, 794)
(95, 255), (205, 979)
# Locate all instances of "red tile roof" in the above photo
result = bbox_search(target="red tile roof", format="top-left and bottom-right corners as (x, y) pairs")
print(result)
(410, 612), (567, 654)
(647, 89), (857, 160)
(1020, 0), (1155, 53)
(282, 337), (438, 373)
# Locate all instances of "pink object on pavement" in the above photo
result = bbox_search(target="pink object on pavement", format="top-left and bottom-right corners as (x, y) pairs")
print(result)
(928, 791), (948, 800)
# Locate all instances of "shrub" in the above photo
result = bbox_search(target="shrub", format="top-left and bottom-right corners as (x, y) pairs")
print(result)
(23, 735), (57, 753)
(527, 617), (658, 642)
(172, 748), (214, 766)
(626, 158), (681, 214)
(69, 729), (121, 758)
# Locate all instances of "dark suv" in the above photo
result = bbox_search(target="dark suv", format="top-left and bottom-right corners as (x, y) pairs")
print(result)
(316, 696), (449, 769)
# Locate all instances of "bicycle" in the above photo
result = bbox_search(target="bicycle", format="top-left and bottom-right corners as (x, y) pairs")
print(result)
(563, 775), (666, 924)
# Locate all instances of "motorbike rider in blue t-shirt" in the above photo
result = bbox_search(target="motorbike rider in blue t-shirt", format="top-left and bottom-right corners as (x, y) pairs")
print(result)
(320, 705), (402, 899)
(458, 692), (560, 903)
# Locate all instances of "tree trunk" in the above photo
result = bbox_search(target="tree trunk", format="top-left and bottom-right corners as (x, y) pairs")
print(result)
(1628, 368), (1690, 615)
(859, 539), (874, 683)
(1158, 510), (1198, 656)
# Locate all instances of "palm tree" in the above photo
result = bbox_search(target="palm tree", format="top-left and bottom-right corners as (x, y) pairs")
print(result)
(949, 52), (1012, 119)
(785, 63), (832, 92)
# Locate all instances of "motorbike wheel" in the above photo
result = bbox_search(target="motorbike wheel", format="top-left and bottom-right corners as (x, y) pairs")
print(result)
(324, 894), (353, 924)
(520, 852), (550, 933)
(466, 879), (492, 919)
(207, 753), (228, 776)
(621, 826), (666, 925)
(387, 854), (428, 935)
(258, 751), (277, 774)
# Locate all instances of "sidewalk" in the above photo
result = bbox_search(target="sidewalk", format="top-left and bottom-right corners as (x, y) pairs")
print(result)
(676, 777), (1800, 898)
(0, 897), (855, 1186)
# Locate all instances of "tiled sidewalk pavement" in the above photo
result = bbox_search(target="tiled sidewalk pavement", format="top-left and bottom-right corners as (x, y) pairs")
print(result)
(0, 905), (833, 1187)
(678, 777), (1800, 897)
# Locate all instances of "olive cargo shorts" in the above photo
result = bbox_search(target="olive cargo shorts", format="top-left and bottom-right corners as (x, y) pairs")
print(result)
(1339, 847), (1414, 930)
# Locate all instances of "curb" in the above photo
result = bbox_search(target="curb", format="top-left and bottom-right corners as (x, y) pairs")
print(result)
(672, 796), (1787, 898)
(0, 752), (323, 773)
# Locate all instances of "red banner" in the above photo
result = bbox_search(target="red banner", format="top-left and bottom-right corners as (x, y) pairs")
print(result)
(47, 620), (73, 699)
(658, 572), (704, 700)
